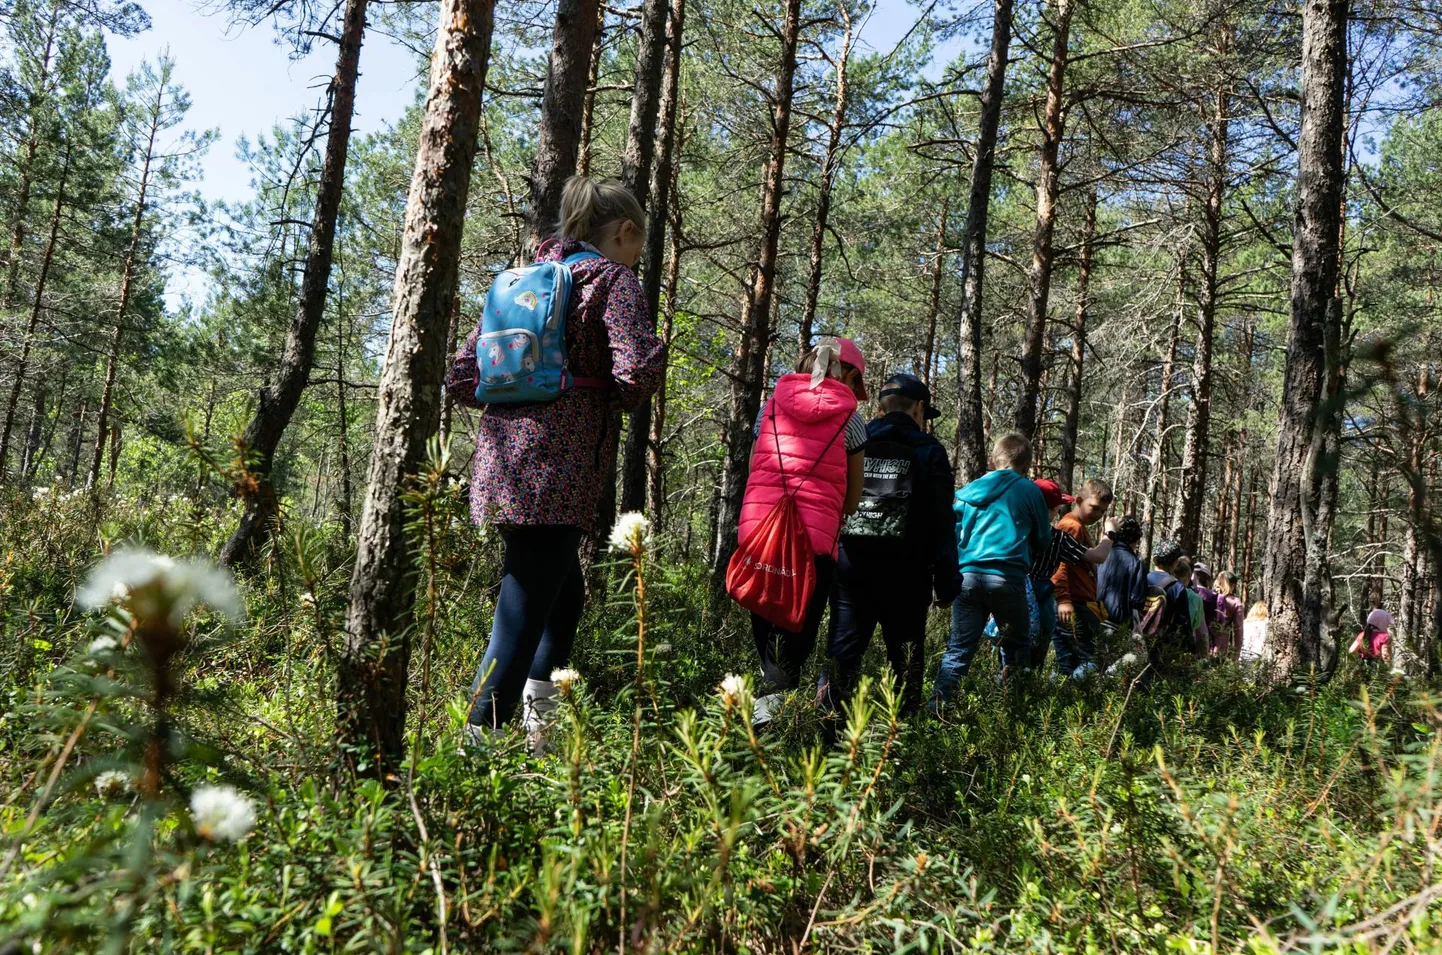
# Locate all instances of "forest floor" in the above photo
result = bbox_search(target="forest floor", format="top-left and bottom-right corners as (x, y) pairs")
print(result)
(2, 483), (1441, 953)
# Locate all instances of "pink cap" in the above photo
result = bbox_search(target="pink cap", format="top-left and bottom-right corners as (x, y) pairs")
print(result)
(836, 337), (867, 399)
(1366, 608), (1394, 632)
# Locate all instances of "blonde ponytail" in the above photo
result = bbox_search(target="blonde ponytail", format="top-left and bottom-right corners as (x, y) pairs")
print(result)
(558, 175), (646, 244)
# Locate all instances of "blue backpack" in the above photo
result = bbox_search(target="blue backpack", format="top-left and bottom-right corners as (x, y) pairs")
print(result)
(473, 250), (601, 404)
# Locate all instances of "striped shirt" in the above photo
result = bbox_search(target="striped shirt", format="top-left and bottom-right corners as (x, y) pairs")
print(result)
(1031, 526), (1088, 582)
(755, 408), (869, 454)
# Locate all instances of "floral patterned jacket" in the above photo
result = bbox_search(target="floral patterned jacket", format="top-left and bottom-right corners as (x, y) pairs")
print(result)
(445, 239), (667, 530)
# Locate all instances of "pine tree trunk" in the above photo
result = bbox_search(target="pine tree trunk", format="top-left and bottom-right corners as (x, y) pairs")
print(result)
(89, 70), (168, 492)
(1176, 83), (1229, 554)
(1014, 0), (1075, 441)
(1143, 283), (1183, 558)
(576, 1), (607, 178)
(920, 198), (949, 385)
(526, 0), (601, 251)
(615, 0), (681, 516)
(713, 0), (803, 575)
(627, 0), (687, 518)
(647, 196), (683, 522)
(65, 401), (86, 486)
(19, 377), (46, 480)
(955, 0), (1014, 483)
(796, 5), (854, 356)
(0, 137), (70, 477)
(1059, 182), (1096, 490)
(1260, 0), (1348, 678)
(339, 0), (495, 774)
(220, 0), (369, 565)
(2, 1), (58, 310)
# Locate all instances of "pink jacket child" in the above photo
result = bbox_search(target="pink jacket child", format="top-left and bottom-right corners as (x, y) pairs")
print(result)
(738, 336), (869, 717)
(1351, 608), (1394, 662)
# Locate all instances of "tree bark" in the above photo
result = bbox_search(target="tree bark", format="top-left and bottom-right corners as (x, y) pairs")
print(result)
(1175, 84), (1230, 555)
(713, 0), (803, 574)
(620, 0), (685, 515)
(89, 69), (167, 492)
(576, 1), (607, 178)
(0, 135), (70, 477)
(1014, 0), (1075, 441)
(1143, 276), (1183, 559)
(526, 0), (601, 251)
(1260, 0), (1348, 679)
(647, 190), (684, 523)
(2, 0), (59, 309)
(1058, 182), (1097, 490)
(220, 0), (369, 565)
(796, 3), (854, 356)
(339, 0), (495, 774)
(19, 377), (46, 481)
(920, 198), (949, 385)
(955, 0), (1014, 483)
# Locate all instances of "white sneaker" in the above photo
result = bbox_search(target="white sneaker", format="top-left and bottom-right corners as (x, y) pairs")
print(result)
(459, 721), (497, 754)
(522, 678), (560, 756)
(752, 692), (782, 727)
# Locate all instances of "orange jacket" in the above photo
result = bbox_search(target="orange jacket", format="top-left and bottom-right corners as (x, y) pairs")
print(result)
(1050, 513), (1097, 605)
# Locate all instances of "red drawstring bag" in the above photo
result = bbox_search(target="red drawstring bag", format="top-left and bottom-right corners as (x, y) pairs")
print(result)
(726, 407), (846, 631)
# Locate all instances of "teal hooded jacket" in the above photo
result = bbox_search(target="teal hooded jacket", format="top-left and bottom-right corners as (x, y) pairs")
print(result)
(953, 469), (1051, 581)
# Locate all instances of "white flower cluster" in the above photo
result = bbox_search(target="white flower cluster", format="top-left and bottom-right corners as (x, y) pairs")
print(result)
(94, 770), (130, 798)
(87, 636), (120, 656)
(718, 673), (749, 704)
(78, 548), (243, 626)
(608, 512), (652, 555)
(550, 668), (580, 689)
(31, 486), (84, 505)
(190, 784), (257, 842)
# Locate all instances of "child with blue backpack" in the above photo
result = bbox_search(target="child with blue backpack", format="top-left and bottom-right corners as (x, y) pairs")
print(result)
(446, 176), (666, 747)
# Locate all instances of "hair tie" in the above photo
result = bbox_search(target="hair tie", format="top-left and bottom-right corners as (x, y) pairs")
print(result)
(811, 337), (841, 390)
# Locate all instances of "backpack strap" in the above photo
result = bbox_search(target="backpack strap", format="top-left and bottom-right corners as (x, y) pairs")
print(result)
(560, 250), (605, 389)
(771, 402), (849, 499)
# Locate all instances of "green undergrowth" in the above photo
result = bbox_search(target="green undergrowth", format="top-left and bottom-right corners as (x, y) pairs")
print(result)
(1, 483), (1440, 953)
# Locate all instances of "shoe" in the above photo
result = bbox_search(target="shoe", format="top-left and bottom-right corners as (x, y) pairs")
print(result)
(522, 678), (560, 756)
(752, 692), (782, 728)
(1070, 661), (1098, 680)
(459, 721), (498, 754)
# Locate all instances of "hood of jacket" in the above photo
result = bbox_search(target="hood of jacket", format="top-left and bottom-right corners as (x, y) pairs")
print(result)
(956, 468), (1025, 511)
(770, 372), (857, 425)
(867, 411), (921, 443)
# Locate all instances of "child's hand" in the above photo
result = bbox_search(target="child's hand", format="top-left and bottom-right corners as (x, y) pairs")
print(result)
(1057, 601), (1075, 625)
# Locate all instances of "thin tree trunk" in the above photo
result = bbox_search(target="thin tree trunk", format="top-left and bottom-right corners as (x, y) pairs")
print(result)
(1176, 81), (1230, 555)
(19, 376), (46, 480)
(1014, 0), (1075, 441)
(65, 401), (85, 486)
(955, 0), (1014, 483)
(2, 0), (59, 309)
(576, 1), (607, 178)
(615, 0), (681, 516)
(89, 67), (169, 491)
(337, 305), (353, 538)
(638, 0), (688, 521)
(339, 0), (495, 774)
(713, 0), (803, 575)
(220, 0), (369, 564)
(796, 2), (854, 355)
(1242, 465), (1258, 601)
(1260, 0), (1348, 678)
(0, 137), (70, 477)
(526, 0), (601, 251)
(1059, 182), (1097, 489)
(647, 196), (683, 523)
(1143, 280), (1183, 559)
(920, 198), (949, 384)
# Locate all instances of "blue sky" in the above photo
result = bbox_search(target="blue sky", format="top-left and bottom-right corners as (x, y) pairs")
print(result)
(107, 0), (949, 208)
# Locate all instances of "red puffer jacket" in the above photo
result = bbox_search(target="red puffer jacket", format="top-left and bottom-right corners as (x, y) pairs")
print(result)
(739, 373), (856, 558)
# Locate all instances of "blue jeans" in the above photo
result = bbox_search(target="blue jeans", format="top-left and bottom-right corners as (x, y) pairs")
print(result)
(931, 573), (1030, 706)
(466, 525), (585, 728)
(1030, 580), (1058, 669)
(1052, 601), (1100, 676)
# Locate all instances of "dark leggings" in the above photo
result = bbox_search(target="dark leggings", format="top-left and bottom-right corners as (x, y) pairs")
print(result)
(750, 556), (836, 694)
(466, 525), (585, 728)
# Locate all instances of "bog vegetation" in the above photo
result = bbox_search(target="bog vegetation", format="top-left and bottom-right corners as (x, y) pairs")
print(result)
(2, 0), (1442, 949)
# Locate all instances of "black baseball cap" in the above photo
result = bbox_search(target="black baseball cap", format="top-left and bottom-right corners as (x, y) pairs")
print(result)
(879, 373), (941, 420)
